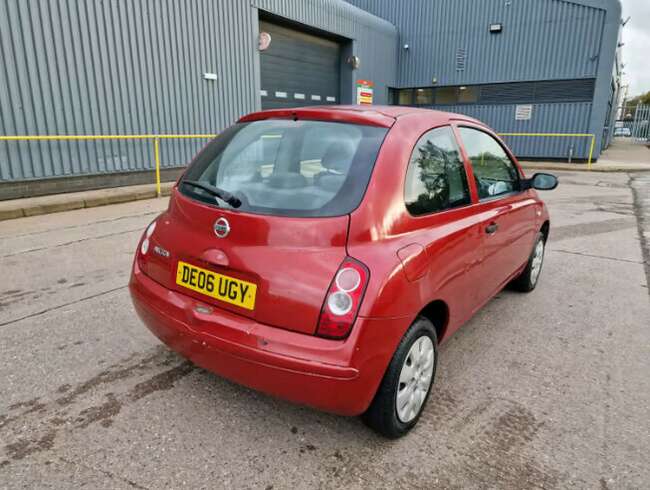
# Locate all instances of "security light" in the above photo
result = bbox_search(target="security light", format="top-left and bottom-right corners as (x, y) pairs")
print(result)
(489, 23), (503, 33)
(347, 55), (360, 70)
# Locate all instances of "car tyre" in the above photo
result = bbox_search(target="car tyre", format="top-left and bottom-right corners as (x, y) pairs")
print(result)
(362, 317), (438, 439)
(511, 232), (546, 292)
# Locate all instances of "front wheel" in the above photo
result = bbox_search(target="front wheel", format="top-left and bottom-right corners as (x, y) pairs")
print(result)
(362, 317), (437, 438)
(511, 232), (546, 292)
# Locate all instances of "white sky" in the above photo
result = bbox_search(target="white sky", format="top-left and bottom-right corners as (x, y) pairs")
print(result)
(620, 0), (650, 97)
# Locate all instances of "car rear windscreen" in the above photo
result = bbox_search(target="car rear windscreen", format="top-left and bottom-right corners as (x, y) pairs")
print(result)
(179, 119), (388, 217)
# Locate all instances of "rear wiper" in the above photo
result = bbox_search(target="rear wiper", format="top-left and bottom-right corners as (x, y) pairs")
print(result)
(182, 180), (242, 208)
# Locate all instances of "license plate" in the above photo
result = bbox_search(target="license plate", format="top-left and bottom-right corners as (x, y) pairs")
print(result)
(176, 261), (257, 310)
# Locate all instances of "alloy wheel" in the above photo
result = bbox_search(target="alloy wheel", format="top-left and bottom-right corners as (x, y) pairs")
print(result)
(530, 239), (545, 286)
(396, 335), (435, 423)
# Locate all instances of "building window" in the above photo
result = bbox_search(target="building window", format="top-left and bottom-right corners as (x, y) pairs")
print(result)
(397, 89), (414, 105)
(458, 86), (479, 103)
(435, 87), (457, 104)
(415, 88), (434, 105)
(389, 79), (596, 107)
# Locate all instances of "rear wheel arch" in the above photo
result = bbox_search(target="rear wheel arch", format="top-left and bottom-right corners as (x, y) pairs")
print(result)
(362, 316), (438, 438)
(416, 300), (449, 342)
(540, 220), (550, 242)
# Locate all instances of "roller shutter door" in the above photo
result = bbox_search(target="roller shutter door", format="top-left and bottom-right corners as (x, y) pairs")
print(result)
(259, 20), (341, 110)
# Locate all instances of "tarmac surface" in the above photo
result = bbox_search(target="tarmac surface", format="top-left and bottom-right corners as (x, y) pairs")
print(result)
(1, 170), (649, 489)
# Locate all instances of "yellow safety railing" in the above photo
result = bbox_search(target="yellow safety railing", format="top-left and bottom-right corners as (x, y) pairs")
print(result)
(1, 132), (598, 195)
(498, 133), (596, 170)
(0, 134), (217, 197)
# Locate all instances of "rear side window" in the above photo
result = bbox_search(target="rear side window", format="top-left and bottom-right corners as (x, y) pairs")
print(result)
(180, 120), (388, 217)
(404, 126), (471, 216)
(458, 127), (520, 200)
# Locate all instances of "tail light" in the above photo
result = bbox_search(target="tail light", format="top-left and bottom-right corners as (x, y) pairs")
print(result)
(316, 257), (369, 339)
(140, 220), (157, 255)
(136, 216), (173, 286)
(137, 219), (158, 271)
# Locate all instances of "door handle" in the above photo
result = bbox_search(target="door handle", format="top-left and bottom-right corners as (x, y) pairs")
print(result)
(485, 222), (499, 235)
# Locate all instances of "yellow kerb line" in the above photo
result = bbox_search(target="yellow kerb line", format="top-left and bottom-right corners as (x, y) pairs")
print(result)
(498, 133), (596, 170)
(0, 134), (218, 196)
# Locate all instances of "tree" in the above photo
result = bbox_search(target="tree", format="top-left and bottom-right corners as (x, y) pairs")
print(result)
(625, 91), (650, 120)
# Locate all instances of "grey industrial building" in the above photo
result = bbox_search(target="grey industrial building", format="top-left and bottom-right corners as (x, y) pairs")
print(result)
(0, 0), (622, 198)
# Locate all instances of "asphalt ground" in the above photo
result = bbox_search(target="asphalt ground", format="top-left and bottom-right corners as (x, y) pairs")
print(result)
(1, 171), (649, 489)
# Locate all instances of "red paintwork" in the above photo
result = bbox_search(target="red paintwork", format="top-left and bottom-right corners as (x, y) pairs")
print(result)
(130, 105), (550, 416)
(140, 190), (349, 335)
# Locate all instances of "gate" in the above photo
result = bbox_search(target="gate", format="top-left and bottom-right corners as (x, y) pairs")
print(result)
(631, 104), (650, 143)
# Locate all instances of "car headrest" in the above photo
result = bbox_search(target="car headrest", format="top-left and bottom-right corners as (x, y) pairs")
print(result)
(321, 142), (355, 173)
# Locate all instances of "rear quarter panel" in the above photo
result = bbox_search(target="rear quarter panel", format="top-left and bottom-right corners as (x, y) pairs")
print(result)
(347, 114), (483, 342)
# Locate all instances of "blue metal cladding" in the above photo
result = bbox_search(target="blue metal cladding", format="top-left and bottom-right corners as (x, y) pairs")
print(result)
(347, 0), (607, 87)
(0, 0), (397, 182)
(431, 102), (594, 159)
(0, 0), (256, 181)
(348, 0), (622, 161)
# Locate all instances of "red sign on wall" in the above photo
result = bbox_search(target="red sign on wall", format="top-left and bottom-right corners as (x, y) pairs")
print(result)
(356, 80), (374, 105)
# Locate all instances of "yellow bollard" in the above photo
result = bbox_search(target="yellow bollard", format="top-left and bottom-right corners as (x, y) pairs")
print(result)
(154, 137), (161, 198)
(588, 135), (596, 171)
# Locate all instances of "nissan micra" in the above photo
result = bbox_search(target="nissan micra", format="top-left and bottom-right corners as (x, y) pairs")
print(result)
(130, 105), (557, 438)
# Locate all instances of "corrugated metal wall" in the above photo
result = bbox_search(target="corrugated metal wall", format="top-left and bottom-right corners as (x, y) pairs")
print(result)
(0, 0), (258, 181)
(347, 0), (621, 161)
(347, 0), (606, 86)
(0, 0), (397, 183)
(603, 78), (619, 149)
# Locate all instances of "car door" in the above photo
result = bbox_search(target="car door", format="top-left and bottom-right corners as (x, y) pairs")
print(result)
(401, 125), (485, 329)
(456, 125), (538, 303)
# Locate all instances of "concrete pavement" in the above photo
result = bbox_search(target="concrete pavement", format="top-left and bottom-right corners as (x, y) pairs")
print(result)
(0, 183), (174, 221)
(520, 138), (650, 173)
(519, 160), (650, 173)
(0, 171), (649, 488)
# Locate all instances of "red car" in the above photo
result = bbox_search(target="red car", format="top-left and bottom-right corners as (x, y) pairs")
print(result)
(130, 106), (557, 438)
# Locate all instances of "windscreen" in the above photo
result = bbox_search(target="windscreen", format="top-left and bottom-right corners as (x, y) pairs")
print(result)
(179, 119), (388, 217)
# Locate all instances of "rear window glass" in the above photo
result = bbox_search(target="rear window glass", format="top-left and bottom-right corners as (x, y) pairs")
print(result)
(179, 120), (388, 217)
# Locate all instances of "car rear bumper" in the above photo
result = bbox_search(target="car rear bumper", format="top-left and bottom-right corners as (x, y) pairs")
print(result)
(129, 262), (404, 416)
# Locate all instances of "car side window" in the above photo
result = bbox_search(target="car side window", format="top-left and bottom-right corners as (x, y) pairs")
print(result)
(458, 127), (520, 200)
(404, 126), (471, 216)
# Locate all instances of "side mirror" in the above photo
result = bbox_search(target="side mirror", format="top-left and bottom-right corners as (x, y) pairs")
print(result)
(523, 173), (558, 191)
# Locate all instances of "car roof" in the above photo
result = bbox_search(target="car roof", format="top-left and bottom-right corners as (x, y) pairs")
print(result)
(238, 105), (482, 128)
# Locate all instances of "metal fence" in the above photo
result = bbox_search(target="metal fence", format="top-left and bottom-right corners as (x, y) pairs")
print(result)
(631, 104), (650, 143)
